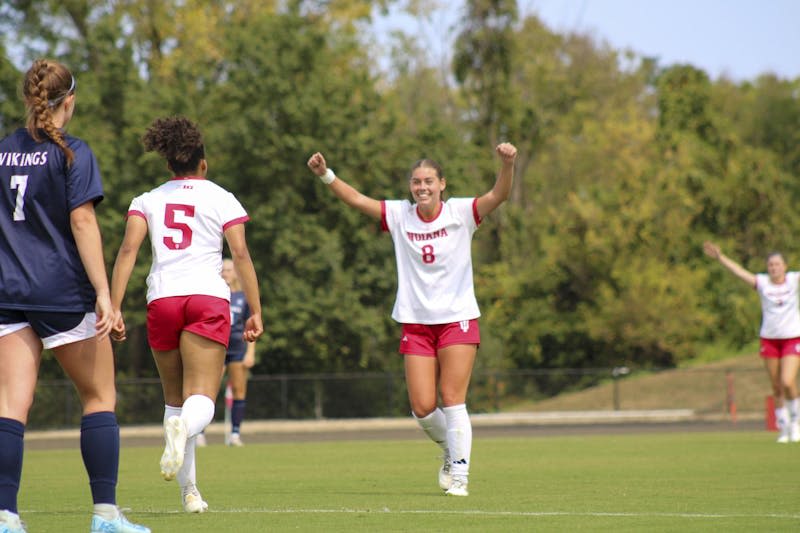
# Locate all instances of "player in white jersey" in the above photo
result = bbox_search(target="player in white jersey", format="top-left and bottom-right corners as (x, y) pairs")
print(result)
(110, 116), (263, 512)
(704, 241), (800, 442)
(307, 143), (517, 496)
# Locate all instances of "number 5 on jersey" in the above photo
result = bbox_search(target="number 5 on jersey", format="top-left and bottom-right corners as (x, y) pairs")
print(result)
(164, 203), (195, 250)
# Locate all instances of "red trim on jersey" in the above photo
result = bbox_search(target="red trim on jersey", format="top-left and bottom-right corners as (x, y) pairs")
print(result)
(169, 176), (206, 181)
(380, 200), (389, 232)
(223, 215), (250, 231)
(472, 197), (481, 226)
(127, 209), (146, 219)
(416, 202), (443, 223)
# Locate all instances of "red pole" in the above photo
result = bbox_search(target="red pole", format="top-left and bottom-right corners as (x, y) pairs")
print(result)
(766, 395), (778, 431)
(726, 370), (737, 425)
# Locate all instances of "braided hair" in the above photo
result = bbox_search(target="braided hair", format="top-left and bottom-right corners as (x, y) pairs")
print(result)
(142, 116), (206, 176)
(22, 59), (76, 166)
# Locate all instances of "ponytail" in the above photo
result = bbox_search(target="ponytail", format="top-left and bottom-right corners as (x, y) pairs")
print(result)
(23, 59), (75, 166)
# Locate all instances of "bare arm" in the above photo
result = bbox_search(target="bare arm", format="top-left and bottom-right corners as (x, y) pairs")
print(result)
(307, 152), (382, 220)
(224, 223), (263, 342)
(243, 341), (256, 369)
(703, 241), (757, 287)
(109, 215), (148, 340)
(70, 201), (113, 339)
(476, 143), (517, 219)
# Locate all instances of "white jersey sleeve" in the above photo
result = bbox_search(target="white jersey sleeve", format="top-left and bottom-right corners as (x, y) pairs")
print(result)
(755, 271), (800, 339)
(128, 178), (249, 303)
(382, 197), (481, 324)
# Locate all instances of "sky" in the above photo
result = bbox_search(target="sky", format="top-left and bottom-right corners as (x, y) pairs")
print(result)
(374, 0), (800, 82)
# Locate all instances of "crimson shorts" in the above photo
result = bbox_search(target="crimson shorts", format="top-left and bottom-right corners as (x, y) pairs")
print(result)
(147, 295), (230, 351)
(759, 337), (800, 359)
(399, 319), (480, 356)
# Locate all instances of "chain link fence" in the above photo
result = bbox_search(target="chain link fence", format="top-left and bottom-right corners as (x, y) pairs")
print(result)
(26, 366), (768, 430)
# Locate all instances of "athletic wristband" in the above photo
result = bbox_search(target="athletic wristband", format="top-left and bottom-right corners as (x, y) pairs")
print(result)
(319, 168), (336, 185)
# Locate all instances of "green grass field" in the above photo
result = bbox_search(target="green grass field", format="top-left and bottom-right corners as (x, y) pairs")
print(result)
(17, 431), (800, 532)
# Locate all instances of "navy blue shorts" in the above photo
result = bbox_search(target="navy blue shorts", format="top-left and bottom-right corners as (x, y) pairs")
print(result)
(0, 309), (95, 349)
(225, 349), (246, 365)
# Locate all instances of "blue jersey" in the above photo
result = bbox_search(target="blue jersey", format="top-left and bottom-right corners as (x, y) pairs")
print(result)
(0, 128), (103, 312)
(227, 290), (250, 356)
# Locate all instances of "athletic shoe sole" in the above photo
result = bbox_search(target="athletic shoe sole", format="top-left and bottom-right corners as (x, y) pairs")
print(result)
(160, 416), (187, 481)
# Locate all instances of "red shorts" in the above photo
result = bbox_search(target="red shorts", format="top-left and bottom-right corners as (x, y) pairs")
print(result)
(147, 295), (230, 351)
(399, 319), (480, 357)
(759, 337), (800, 359)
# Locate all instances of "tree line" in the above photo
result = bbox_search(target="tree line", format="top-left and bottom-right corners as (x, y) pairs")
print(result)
(1, 1), (798, 386)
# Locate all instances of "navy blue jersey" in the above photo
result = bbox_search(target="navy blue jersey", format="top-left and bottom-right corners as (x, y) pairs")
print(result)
(227, 290), (249, 356)
(0, 128), (103, 312)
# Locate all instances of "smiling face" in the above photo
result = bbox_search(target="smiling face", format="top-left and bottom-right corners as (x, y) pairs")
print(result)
(409, 164), (446, 217)
(767, 253), (787, 283)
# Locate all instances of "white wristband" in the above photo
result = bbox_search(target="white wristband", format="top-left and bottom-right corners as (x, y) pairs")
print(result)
(319, 168), (336, 185)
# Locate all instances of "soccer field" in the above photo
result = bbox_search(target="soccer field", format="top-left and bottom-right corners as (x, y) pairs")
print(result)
(17, 431), (800, 532)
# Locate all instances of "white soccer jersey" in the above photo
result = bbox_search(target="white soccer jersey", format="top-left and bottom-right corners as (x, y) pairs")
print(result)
(755, 272), (800, 339)
(127, 177), (248, 303)
(381, 197), (481, 324)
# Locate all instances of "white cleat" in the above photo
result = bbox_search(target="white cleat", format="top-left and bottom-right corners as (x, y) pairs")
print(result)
(438, 451), (452, 490)
(0, 510), (26, 533)
(445, 476), (469, 497)
(228, 432), (244, 447)
(182, 484), (209, 514)
(161, 416), (187, 481)
(195, 433), (207, 447)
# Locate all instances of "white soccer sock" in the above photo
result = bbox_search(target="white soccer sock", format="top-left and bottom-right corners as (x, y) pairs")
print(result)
(443, 404), (472, 478)
(163, 404), (182, 427)
(788, 398), (800, 422)
(776, 406), (789, 429)
(181, 394), (216, 437)
(92, 503), (119, 520)
(413, 408), (448, 451)
(178, 436), (198, 489)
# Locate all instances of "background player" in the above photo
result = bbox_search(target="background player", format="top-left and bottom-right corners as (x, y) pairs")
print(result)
(307, 142), (517, 496)
(110, 116), (263, 513)
(0, 59), (150, 533)
(704, 241), (800, 442)
(196, 258), (256, 447)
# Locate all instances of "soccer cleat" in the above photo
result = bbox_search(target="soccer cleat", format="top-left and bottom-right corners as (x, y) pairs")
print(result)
(182, 484), (209, 513)
(90, 510), (150, 533)
(0, 510), (26, 533)
(791, 421), (800, 443)
(160, 415), (187, 481)
(445, 475), (469, 496)
(438, 451), (452, 490)
(195, 432), (207, 447)
(228, 432), (243, 447)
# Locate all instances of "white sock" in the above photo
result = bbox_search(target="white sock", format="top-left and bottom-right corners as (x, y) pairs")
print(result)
(178, 436), (198, 489)
(786, 398), (800, 422)
(93, 503), (119, 520)
(776, 406), (789, 429)
(443, 404), (472, 478)
(181, 394), (215, 437)
(413, 408), (448, 451)
(164, 404), (182, 427)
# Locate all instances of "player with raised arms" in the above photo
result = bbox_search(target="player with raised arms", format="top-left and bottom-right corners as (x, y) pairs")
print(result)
(704, 241), (800, 442)
(307, 142), (517, 496)
(0, 59), (150, 533)
(110, 116), (263, 512)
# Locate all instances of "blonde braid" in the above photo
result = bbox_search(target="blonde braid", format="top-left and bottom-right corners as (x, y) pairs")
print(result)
(23, 59), (75, 166)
